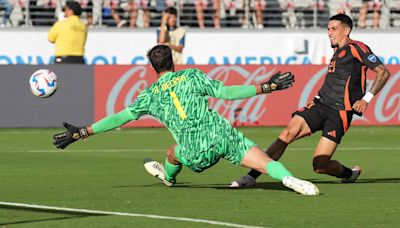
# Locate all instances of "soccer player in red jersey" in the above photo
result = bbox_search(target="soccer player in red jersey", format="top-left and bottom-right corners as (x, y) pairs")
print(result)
(231, 13), (391, 187)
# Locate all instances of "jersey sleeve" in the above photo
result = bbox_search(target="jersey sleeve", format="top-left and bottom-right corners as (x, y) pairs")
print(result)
(91, 108), (135, 134)
(127, 90), (151, 120)
(350, 42), (383, 70)
(48, 22), (59, 43)
(193, 68), (224, 97)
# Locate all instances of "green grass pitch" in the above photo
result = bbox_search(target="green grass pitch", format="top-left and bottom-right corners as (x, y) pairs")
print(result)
(0, 126), (399, 227)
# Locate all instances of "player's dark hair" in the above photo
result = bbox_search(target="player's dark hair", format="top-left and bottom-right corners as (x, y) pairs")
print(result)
(164, 7), (177, 15)
(66, 1), (82, 16)
(329, 14), (353, 32)
(147, 45), (174, 73)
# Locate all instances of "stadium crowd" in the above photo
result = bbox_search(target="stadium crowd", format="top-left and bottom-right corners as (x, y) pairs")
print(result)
(1, 0), (400, 28)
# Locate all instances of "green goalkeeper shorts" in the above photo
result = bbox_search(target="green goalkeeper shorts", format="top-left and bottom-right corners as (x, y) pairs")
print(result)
(174, 127), (255, 173)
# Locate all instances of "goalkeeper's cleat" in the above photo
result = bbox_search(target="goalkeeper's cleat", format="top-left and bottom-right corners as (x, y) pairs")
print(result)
(143, 158), (175, 187)
(282, 176), (320, 196)
(341, 166), (362, 183)
(229, 175), (256, 188)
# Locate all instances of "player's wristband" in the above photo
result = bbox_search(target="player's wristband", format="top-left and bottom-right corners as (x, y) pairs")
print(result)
(362, 91), (374, 103)
(79, 128), (89, 140)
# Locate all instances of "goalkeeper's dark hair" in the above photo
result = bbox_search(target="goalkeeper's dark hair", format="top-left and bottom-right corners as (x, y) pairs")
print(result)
(147, 45), (174, 73)
(329, 14), (353, 33)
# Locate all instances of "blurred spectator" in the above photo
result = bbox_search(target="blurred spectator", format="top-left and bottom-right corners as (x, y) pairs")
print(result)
(195, 0), (221, 29)
(48, 1), (87, 64)
(103, 0), (127, 27)
(280, 0), (328, 28)
(0, 0), (13, 26)
(31, 0), (57, 26)
(79, 0), (94, 26)
(155, 0), (179, 12)
(157, 7), (185, 64)
(104, 0), (150, 28)
(251, 0), (266, 29)
(280, 0), (296, 28)
(226, 0), (265, 28)
(132, 0), (151, 28)
(103, 0), (124, 27)
(222, 0), (246, 27)
(358, 0), (382, 28)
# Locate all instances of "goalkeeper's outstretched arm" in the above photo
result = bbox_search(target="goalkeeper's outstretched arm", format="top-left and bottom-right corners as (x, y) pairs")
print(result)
(53, 108), (136, 149)
(215, 71), (295, 100)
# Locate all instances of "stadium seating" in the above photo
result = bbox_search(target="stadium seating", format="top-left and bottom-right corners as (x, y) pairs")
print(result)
(4, 0), (400, 28)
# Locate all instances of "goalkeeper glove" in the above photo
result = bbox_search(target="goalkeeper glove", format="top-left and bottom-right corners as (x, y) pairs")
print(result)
(53, 122), (89, 149)
(261, 71), (295, 93)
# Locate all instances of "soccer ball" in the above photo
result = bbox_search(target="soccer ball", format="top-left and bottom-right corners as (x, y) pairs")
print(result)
(29, 69), (58, 98)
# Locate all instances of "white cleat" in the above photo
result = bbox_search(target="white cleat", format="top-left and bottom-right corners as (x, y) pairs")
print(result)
(282, 176), (320, 196)
(342, 166), (362, 183)
(229, 175), (256, 188)
(143, 158), (175, 187)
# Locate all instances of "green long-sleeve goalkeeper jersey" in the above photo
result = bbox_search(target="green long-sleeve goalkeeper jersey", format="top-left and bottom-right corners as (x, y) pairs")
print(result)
(92, 68), (256, 153)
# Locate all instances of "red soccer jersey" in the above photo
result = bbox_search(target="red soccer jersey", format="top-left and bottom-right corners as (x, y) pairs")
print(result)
(317, 39), (382, 112)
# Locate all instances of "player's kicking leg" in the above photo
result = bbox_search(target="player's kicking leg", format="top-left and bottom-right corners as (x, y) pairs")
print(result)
(240, 146), (319, 195)
(144, 145), (182, 187)
(313, 137), (362, 183)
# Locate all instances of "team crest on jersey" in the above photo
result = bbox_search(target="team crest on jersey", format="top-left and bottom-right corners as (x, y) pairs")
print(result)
(368, 54), (377, 63)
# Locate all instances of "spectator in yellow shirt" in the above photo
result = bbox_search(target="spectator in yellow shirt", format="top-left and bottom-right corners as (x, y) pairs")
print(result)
(48, 1), (87, 64)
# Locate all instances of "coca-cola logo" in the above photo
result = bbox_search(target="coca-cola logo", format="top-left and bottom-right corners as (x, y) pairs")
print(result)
(104, 65), (281, 124)
(375, 70), (400, 122)
(100, 65), (400, 126)
(298, 67), (326, 107)
(207, 66), (279, 123)
(106, 66), (149, 115)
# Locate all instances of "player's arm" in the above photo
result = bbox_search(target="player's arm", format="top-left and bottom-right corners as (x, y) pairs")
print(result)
(48, 23), (59, 43)
(353, 64), (390, 113)
(53, 107), (139, 149)
(350, 43), (391, 113)
(367, 64), (390, 96)
(168, 34), (185, 53)
(158, 12), (169, 44)
(53, 92), (150, 149)
(168, 43), (184, 53)
(215, 71), (295, 100)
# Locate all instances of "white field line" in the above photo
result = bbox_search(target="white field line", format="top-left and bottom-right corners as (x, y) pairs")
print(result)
(0, 201), (267, 228)
(1, 147), (399, 153)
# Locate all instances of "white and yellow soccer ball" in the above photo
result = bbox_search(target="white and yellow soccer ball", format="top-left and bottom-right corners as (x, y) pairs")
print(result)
(29, 69), (58, 98)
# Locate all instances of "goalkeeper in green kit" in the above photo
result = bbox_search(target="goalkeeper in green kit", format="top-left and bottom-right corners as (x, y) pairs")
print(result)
(53, 45), (319, 195)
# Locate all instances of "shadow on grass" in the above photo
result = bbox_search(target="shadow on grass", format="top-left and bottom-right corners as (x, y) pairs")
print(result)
(121, 181), (292, 192)
(0, 204), (106, 226)
(117, 177), (400, 191)
(307, 177), (400, 184)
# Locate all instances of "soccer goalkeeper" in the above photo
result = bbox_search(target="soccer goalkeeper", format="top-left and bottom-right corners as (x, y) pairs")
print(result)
(53, 45), (319, 195)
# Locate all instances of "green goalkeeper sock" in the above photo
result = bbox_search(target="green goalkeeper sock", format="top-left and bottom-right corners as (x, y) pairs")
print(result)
(164, 159), (182, 181)
(266, 161), (293, 181)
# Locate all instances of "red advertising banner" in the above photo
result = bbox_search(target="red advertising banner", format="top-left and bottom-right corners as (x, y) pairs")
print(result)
(94, 65), (400, 127)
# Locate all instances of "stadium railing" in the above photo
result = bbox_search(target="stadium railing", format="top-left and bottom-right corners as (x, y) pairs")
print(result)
(3, 0), (400, 28)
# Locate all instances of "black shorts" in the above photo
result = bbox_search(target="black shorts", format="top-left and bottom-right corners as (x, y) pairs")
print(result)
(292, 100), (353, 144)
(54, 56), (85, 64)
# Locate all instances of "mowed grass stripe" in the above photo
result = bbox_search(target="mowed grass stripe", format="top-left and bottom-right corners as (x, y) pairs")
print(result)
(0, 202), (267, 228)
